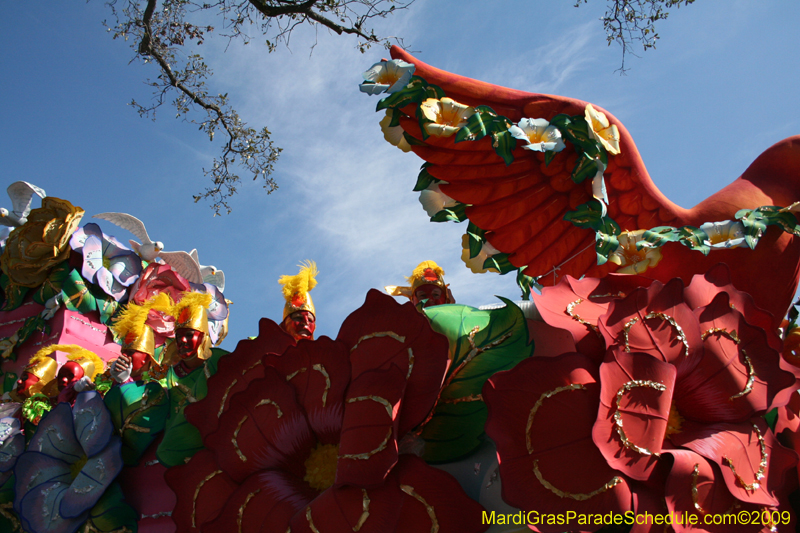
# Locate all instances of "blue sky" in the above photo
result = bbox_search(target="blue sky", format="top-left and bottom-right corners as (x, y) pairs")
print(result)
(1, 1), (799, 348)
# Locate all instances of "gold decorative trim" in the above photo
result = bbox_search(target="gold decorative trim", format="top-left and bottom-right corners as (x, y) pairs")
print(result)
(242, 359), (262, 376)
(353, 489), (370, 531)
(723, 423), (767, 491)
(306, 506), (320, 533)
(566, 298), (601, 336)
(237, 489), (261, 533)
(533, 459), (622, 501)
(233, 416), (249, 462)
(347, 395), (393, 418)
(350, 331), (406, 352)
(219, 379), (238, 418)
(623, 312), (689, 358)
(441, 394), (483, 405)
(400, 484), (439, 533)
(286, 367), (307, 382)
(613, 380), (667, 456)
(256, 398), (284, 418)
(192, 469), (222, 528)
(340, 428), (392, 460)
(690, 464), (707, 515)
(407, 348), (414, 379)
(729, 349), (755, 401)
(312, 364), (331, 407)
(701, 328), (740, 343)
(526, 384), (586, 454)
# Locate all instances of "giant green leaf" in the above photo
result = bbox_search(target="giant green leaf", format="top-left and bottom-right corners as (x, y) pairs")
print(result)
(0, 274), (28, 312)
(61, 269), (96, 314)
(86, 481), (139, 533)
(375, 76), (429, 111)
(104, 381), (169, 465)
(32, 261), (70, 305)
(419, 300), (533, 462)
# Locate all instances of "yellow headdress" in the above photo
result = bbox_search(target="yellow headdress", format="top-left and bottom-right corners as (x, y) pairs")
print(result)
(385, 260), (455, 303)
(33, 344), (104, 381)
(111, 293), (174, 358)
(279, 261), (318, 320)
(23, 348), (59, 395)
(172, 291), (213, 360)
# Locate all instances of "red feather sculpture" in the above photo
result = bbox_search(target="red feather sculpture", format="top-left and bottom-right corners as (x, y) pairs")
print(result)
(383, 46), (800, 328)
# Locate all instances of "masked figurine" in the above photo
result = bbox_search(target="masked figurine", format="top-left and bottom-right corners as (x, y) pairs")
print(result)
(110, 293), (172, 384)
(278, 261), (318, 340)
(386, 260), (456, 311)
(14, 350), (58, 400)
(37, 345), (104, 405)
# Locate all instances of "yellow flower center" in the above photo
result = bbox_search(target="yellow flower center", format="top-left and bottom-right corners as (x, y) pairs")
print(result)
(102, 256), (112, 270)
(376, 71), (401, 86)
(303, 443), (339, 491)
(665, 402), (684, 437)
(620, 243), (648, 265)
(70, 454), (88, 480)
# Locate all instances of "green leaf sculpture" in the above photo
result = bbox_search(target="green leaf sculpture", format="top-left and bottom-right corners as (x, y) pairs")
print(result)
(419, 300), (532, 463)
(85, 481), (139, 532)
(104, 381), (169, 466)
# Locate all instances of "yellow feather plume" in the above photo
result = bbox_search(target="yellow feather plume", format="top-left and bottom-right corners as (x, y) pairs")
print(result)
(408, 260), (445, 284)
(278, 260), (319, 303)
(171, 291), (213, 318)
(66, 349), (105, 380)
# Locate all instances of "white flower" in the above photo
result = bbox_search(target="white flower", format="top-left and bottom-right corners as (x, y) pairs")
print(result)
(608, 230), (663, 274)
(419, 97), (476, 137)
(360, 59), (415, 95)
(700, 220), (747, 249)
(507, 118), (565, 152)
(419, 182), (457, 217)
(585, 104), (621, 155)
(379, 109), (412, 152)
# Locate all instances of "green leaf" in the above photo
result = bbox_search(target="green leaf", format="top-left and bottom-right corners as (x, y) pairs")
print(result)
(413, 167), (439, 192)
(677, 226), (711, 255)
(482, 253), (516, 275)
(544, 149), (557, 166)
(375, 76), (428, 111)
(595, 231), (620, 266)
(466, 222), (486, 259)
(571, 152), (600, 184)
(491, 130), (517, 166)
(104, 381), (169, 465)
(516, 269), (538, 300)
(430, 203), (467, 223)
(736, 209), (769, 250)
(386, 108), (403, 127)
(86, 482), (139, 533)
(0, 274), (29, 312)
(638, 226), (680, 249)
(61, 269), (97, 314)
(564, 200), (606, 231)
(90, 286), (119, 325)
(420, 300), (533, 462)
(454, 111), (492, 143)
(3, 373), (17, 394)
(32, 260), (70, 305)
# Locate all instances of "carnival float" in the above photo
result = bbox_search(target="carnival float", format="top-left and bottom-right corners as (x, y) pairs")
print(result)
(0, 47), (798, 533)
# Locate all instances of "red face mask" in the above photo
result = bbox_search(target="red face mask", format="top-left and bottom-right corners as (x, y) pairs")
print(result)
(57, 361), (85, 392)
(412, 284), (448, 309)
(282, 311), (316, 340)
(124, 350), (150, 377)
(16, 371), (39, 396)
(176, 328), (205, 359)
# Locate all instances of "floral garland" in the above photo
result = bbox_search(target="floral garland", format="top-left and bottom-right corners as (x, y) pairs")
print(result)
(361, 60), (800, 288)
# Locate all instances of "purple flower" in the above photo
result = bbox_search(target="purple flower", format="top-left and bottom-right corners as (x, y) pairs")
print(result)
(70, 223), (142, 301)
(0, 412), (23, 487)
(14, 392), (123, 533)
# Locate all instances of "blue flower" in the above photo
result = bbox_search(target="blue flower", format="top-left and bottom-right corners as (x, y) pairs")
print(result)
(359, 59), (415, 95)
(0, 412), (24, 487)
(70, 223), (142, 302)
(14, 392), (124, 533)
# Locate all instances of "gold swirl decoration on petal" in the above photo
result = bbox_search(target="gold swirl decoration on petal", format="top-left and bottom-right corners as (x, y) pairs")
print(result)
(700, 329), (755, 400)
(219, 379), (238, 418)
(340, 396), (393, 460)
(312, 364), (331, 407)
(237, 489), (261, 533)
(525, 383), (622, 500)
(613, 380), (667, 456)
(565, 299), (602, 337)
(723, 423), (767, 491)
(192, 469), (223, 528)
(232, 399), (283, 462)
(350, 331), (406, 352)
(353, 489), (370, 531)
(400, 485), (439, 533)
(623, 312), (689, 357)
(306, 507), (320, 533)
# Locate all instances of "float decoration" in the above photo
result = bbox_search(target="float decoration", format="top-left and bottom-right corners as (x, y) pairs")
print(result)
(362, 48), (800, 327)
(418, 299), (532, 463)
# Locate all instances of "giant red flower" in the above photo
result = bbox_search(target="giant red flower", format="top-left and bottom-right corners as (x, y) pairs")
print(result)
(167, 290), (486, 533)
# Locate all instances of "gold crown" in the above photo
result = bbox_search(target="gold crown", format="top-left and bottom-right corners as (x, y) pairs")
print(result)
(279, 261), (318, 320)
(172, 292), (213, 360)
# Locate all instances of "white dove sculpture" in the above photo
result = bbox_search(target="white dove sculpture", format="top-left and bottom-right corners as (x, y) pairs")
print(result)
(189, 249), (225, 292)
(0, 181), (46, 227)
(93, 212), (164, 261)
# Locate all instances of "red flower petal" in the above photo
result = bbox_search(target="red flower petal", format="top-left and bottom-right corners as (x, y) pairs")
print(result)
(205, 366), (315, 484)
(265, 336), (350, 446)
(207, 470), (315, 533)
(599, 279), (703, 379)
(671, 419), (797, 507)
(336, 365), (406, 487)
(165, 449), (239, 533)
(337, 289), (449, 436)
(186, 318), (295, 439)
(484, 353), (632, 531)
(594, 349), (677, 481)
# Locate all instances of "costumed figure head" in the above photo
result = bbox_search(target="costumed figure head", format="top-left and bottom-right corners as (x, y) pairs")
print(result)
(112, 293), (172, 378)
(278, 261), (318, 341)
(385, 260), (455, 311)
(172, 291), (213, 361)
(16, 349), (58, 398)
(53, 345), (104, 392)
